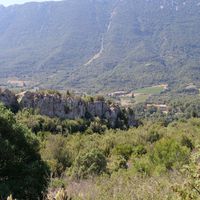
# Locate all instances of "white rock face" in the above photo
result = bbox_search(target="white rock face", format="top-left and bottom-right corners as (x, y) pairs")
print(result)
(17, 91), (131, 127)
(0, 89), (136, 127)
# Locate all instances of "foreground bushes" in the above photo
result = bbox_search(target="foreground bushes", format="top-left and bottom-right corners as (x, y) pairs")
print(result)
(2, 103), (200, 199)
(173, 147), (200, 199)
(71, 149), (107, 179)
(0, 104), (49, 199)
(41, 135), (71, 177)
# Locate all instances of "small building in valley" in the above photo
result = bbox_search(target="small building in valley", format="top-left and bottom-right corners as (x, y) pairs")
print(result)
(146, 104), (169, 114)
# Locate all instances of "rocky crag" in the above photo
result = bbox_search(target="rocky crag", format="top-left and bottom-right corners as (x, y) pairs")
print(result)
(0, 88), (18, 111)
(0, 89), (136, 128)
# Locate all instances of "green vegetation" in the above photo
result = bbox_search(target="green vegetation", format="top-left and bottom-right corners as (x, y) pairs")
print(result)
(135, 85), (166, 95)
(150, 138), (190, 171)
(1, 95), (200, 199)
(174, 147), (200, 199)
(120, 85), (167, 105)
(40, 117), (200, 199)
(133, 97), (200, 124)
(134, 94), (149, 104)
(71, 149), (107, 179)
(1, 0), (200, 198)
(0, 104), (49, 199)
(0, 0), (200, 92)
(15, 109), (130, 135)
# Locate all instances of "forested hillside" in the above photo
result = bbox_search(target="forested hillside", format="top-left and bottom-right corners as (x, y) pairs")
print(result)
(0, 0), (200, 92)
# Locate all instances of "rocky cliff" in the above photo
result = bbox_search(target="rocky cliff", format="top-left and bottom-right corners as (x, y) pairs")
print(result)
(0, 88), (18, 111)
(0, 89), (136, 128)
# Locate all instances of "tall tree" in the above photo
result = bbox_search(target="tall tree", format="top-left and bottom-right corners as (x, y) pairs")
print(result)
(0, 104), (50, 199)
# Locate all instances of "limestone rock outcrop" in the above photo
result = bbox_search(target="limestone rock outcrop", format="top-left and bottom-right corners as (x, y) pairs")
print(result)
(17, 91), (123, 127)
(0, 89), (136, 128)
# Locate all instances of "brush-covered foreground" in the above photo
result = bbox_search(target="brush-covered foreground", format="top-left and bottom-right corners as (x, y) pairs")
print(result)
(1, 97), (200, 199)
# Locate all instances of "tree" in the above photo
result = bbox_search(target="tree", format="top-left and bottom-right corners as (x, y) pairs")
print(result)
(0, 104), (49, 199)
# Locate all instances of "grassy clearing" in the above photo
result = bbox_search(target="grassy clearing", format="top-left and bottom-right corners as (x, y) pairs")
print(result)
(134, 94), (150, 103)
(133, 85), (167, 104)
(118, 85), (167, 105)
(135, 85), (166, 95)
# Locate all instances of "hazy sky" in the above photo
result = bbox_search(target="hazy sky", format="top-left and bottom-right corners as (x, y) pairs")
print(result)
(0, 0), (62, 6)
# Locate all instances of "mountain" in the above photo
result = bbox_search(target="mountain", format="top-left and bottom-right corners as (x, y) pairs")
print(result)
(0, 0), (200, 92)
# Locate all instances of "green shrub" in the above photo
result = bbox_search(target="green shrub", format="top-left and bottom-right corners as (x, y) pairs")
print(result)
(150, 138), (190, 170)
(89, 117), (107, 134)
(50, 178), (66, 189)
(113, 144), (133, 160)
(62, 119), (88, 134)
(172, 147), (200, 199)
(82, 96), (94, 103)
(41, 135), (71, 177)
(16, 109), (60, 133)
(115, 110), (129, 130)
(133, 157), (152, 176)
(108, 155), (127, 172)
(72, 149), (107, 179)
(147, 131), (160, 143)
(132, 145), (147, 157)
(181, 136), (194, 150)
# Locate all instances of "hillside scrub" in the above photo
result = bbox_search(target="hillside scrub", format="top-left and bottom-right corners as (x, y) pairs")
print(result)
(1, 98), (200, 199)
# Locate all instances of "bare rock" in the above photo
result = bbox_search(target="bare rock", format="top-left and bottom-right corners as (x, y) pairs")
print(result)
(15, 90), (136, 128)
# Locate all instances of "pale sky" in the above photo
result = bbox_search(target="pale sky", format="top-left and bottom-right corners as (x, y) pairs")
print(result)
(0, 0), (62, 6)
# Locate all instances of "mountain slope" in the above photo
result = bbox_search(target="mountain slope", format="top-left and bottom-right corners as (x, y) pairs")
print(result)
(66, 0), (200, 92)
(0, 0), (200, 92)
(0, 0), (116, 87)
